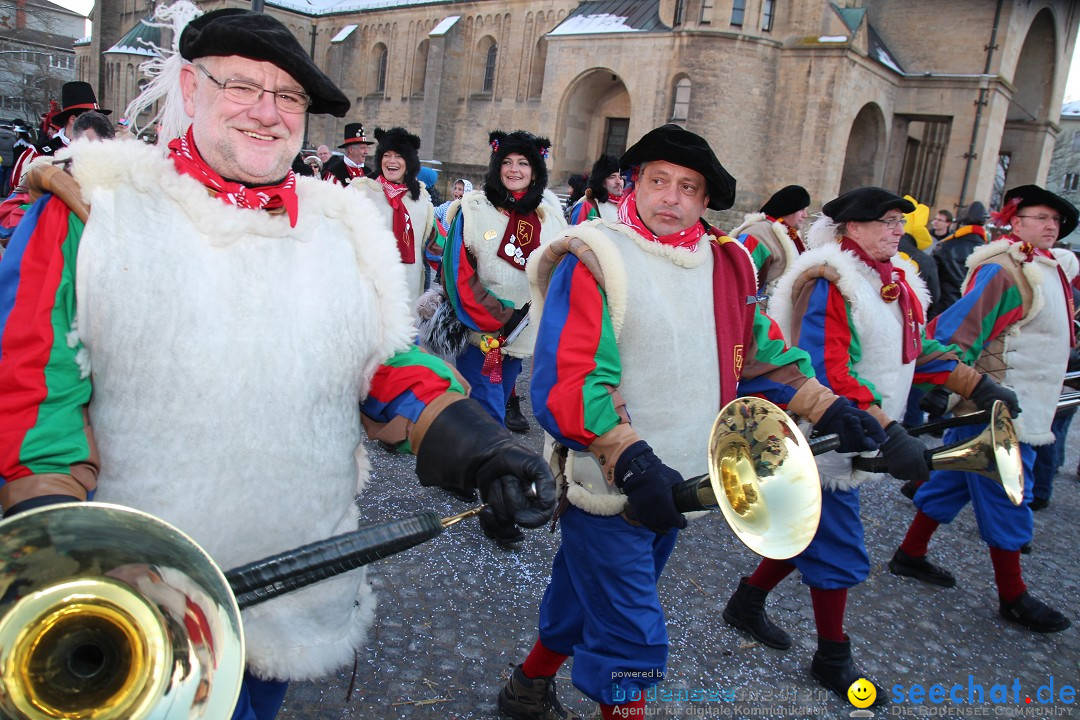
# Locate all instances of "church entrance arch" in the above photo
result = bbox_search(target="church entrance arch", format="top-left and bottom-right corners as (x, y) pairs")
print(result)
(839, 103), (887, 193)
(555, 69), (631, 181)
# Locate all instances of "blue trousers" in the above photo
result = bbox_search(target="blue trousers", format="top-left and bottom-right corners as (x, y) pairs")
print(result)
(1032, 408), (1075, 502)
(538, 506), (678, 704)
(455, 344), (522, 424)
(915, 423), (1035, 551)
(231, 671), (289, 720)
(791, 486), (870, 589)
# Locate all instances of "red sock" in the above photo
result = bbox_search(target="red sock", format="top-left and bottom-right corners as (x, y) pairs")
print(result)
(989, 546), (1027, 603)
(602, 699), (646, 718)
(747, 558), (796, 591)
(521, 638), (568, 679)
(810, 587), (847, 642)
(899, 510), (940, 558)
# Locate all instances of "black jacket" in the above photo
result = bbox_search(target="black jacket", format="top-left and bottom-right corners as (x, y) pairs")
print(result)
(934, 226), (987, 313)
(899, 234), (941, 319)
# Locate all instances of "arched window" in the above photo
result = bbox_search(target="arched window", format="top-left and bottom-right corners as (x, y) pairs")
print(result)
(483, 42), (498, 93)
(411, 39), (429, 96)
(671, 77), (691, 122)
(528, 38), (546, 99)
(373, 43), (388, 94)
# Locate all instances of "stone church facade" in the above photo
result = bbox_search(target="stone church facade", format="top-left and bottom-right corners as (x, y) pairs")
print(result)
(80, 0), (1079, 222)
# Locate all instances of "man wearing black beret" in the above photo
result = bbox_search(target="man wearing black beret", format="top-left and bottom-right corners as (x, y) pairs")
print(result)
(499, 125), (887, 719)
(0, 6), (556, 719)
(733, 185), (1020, 701)
(889, 183), (1076, 634)
(730, 183), (811, 306)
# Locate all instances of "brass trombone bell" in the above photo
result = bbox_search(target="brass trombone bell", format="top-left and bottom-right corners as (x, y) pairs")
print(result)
(705, 397), (823, 560)
(932, 401), (1023, 506)
(0, 503), (245, 720)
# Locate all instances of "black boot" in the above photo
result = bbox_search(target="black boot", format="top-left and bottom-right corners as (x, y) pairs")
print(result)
(722, 578), (792, 649)
(999, 592), (1071, 633)
(505, 394), (530, 433)
(810, 637), (887, 706)
(888, 549), (956, 588)
(498, 665), (582, 719)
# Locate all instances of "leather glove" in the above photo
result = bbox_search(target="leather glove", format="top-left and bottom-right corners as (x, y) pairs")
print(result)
(969, 375), (1021, 417)
(3, 494), (81, 519)
(614, 441), (687, 535)
(501, 303), (530, 339)
(918, 387), (952, 419)
(879, 422), (931, 484)
(812, 398), (887, 453)
(415, 398), (556, 529)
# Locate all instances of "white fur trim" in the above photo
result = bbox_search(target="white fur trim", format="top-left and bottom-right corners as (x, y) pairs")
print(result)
(1052, 247), (1079, 282)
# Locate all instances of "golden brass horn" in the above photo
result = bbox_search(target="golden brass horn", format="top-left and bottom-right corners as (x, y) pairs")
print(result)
(673, 397), (824, 560)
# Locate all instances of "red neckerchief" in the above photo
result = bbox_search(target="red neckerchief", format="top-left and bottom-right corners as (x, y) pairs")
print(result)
(1004, 234), (1077, 345)
(766, 214), (806, 254)
(609, 192), (623, 203)
(840, 237), (923, 363)
(168, 126), (298, 227)
(495, 190), (541, 270)
(378, 175), (415, 264)
(617, 188), (706, 250)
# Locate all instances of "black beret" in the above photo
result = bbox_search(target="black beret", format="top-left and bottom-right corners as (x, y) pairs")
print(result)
(180, 9), (350, 117)
(822, 187), (915, 223)
(1002, 184), (1079, 240)
(760, 185), (810, 218)
(620, 124), (736, 210)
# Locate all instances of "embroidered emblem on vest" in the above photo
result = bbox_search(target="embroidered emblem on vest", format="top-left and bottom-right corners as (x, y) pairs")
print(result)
(734, 344), (744, 376)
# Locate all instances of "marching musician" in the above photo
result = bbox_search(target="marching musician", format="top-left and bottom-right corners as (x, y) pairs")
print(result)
(731, 183), (811, 307)
(0, 7), (555, 719)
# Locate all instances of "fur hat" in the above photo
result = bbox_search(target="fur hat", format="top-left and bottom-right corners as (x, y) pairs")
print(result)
(760, 185), (810, 218)
(371, 127), (422, 200)
(483, 130), (551, 213)
(822, 187), (915, 223)
(180, 8), (349, 117)
(586, 154), (622, 204)
(958, 201), (989, 226)
(619, 124), (736, 210)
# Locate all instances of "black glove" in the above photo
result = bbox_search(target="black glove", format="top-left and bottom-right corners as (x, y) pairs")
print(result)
(969, 375), (1021, 417)
(501, 303), (530, 339)
(614, 441), (687, 535)
(918, 387), (952, 419)
(812, 398), (887, 453)
(3, 494), (80, 519)
(415, 398), (556, 529)
(879, 422), (931, 483)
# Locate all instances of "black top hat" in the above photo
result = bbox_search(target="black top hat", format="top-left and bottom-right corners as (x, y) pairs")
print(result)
(1001, 185), (1079, 240)
(180, 8), (349, 117)
(620, 124), (736, 211)
(760, 185), (810, 218)
(52, 82), (111, 127)
(339, 123), (375, 148)
(822, 187), (914, 223)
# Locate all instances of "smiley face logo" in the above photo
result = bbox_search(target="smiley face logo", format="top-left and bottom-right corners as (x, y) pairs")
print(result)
(847, 678), (876, 708)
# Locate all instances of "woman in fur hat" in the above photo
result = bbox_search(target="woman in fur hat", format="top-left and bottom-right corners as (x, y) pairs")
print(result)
(348, 127), (434, 301)
(439, 129), (566, 540)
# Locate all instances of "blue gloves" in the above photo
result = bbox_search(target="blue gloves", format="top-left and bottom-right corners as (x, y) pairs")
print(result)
(614, 441), (687, 535)
(813, 397), (887, 453)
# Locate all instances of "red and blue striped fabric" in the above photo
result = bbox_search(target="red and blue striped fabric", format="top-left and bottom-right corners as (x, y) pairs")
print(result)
(441, 210), (513, 333)
(362, 347), (466, 429)
(737, 232), (772, 288)
(927, 263), (1024, 366)
(569, 199), (598, 226)
(736, 305), (816, 405)
(0, 194), (92, 485)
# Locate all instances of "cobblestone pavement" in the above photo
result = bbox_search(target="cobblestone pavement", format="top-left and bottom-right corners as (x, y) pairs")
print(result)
(278, 382), (1079, 720)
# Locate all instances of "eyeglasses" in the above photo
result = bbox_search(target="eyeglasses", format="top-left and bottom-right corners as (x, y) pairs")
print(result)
(1015, 214), (1063, 226)
(871, 217), (907, 229)
(195, 64), (310, 114)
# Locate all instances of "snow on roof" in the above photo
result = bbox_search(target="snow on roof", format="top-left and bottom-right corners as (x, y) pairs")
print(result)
(549, 12), (644, 35)
(105, 18), (161, 57)
(330, 24), (357, 42)
(429, 15), (459, 36)
(548, 0), (667, 37)
(1063, 100), (1080, 117)
(268, 0), (452, 15)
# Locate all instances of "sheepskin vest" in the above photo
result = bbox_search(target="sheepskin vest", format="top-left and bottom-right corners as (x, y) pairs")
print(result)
(770, 243), (929, 490)
(954, 240), (1072, 445)
(68, 138), (415, 681)
(528, 221), (719, 514)
(731, 212), (802, 306)
(452, 188), (565, 357)
(350, 176), (433, 302)
(593, 199), (619, 222)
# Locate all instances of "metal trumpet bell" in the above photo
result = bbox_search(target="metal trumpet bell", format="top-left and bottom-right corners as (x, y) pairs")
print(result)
(932, 400), (1024, 506)
(706, 397), (823, 560)
(0, 503), (244, 720)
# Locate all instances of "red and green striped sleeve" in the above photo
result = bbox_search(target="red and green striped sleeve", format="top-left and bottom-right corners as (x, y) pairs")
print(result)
(737, 232), (772, 290)
(361, 346), (467, 452)
(530, 255), (622, 451)
(736, 305), (817, 405)
(569, 199), (598, 226)
(441, 209), (513, 332)
(925, 263), (1024, 366)
(0, 194), (93, 485)
(787, 277), (881, 409)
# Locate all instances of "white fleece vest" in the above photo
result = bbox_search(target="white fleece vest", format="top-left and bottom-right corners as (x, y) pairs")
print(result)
(530, 222), (719, 514)
(67, 138), (415, 681)
(350, 176), (433, 303)
(962, 241), (1071, 445)
(771, 244), (929, 490)
(730, 212), (802, 303)
(454, 189), (566, 358)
